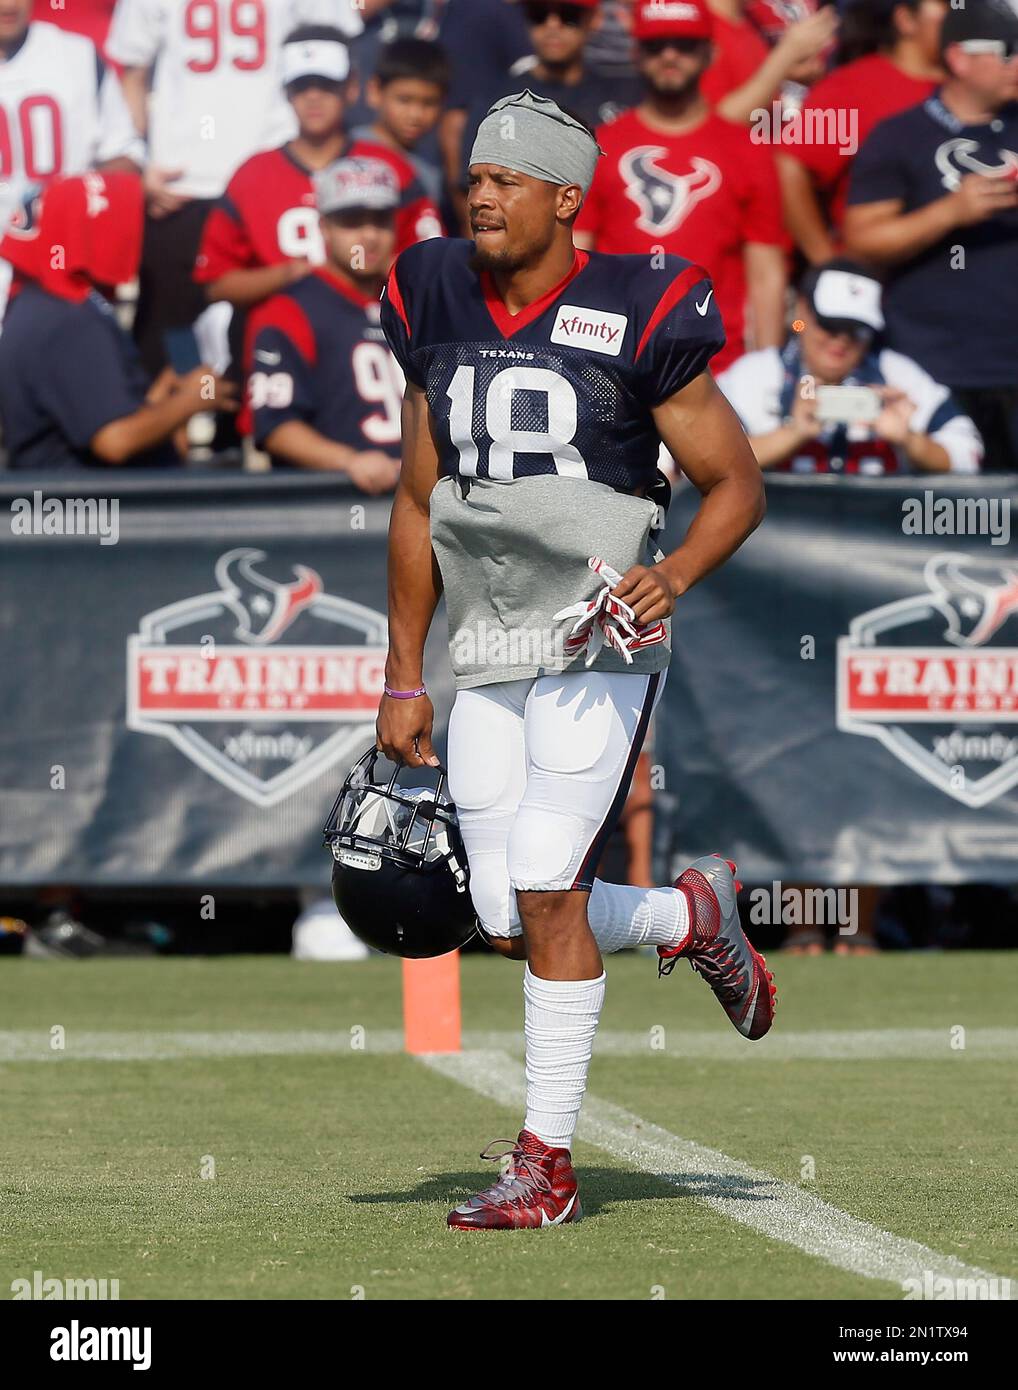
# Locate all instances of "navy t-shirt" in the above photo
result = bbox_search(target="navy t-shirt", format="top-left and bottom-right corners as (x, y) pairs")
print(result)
(847, 93), (1018, 389)
(0, 285), (176, 470)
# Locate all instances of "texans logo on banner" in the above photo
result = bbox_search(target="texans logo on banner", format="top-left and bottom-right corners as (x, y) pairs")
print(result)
(837, 554), (1018, 807)
(127, 548), (386, 807)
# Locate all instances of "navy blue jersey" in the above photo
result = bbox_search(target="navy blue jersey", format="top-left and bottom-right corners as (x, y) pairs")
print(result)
(0, 285), (175, 471)
(247, 269), (405, 463)
(379, 237), (725, 494)
(847, 94), (1018, 390)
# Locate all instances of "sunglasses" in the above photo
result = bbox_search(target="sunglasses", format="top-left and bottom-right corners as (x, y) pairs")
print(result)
(638, 36), (709, 57)
(958, 38), (1018, 60)
(285, 76), (347, 95)
(815, 317), (874, 344)
(523, 2), (589, 27)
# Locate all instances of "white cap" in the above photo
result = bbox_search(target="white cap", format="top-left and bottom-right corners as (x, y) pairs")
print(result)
(810, 268), (884, 333)
(282, 38), (351, 87)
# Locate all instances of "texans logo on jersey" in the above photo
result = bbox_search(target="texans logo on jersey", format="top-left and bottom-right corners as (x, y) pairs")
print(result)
(934, 137), (1018, 192)
(4, 183), (43, 240)
(618, 148), (722, 237)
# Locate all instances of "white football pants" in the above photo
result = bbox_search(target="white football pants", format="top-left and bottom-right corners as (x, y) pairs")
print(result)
(446, 668), (666, 936)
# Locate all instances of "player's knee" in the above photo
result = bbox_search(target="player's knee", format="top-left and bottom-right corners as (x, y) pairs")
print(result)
(507, 808), (586, 891)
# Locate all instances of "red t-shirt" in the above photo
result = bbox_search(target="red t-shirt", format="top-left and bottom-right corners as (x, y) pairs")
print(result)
(701, 13), (770, 108)
(783, 54), (938, 229)
(194, 141), (443, 283)
(577, 108), (784, 370)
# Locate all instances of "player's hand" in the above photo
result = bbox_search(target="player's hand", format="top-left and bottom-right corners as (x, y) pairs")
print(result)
(789, 376), (821, 442)
(951, 172), (1018, 227)
(144, 166), (189, 219)
(346, 450), (402, 494)
(376, 691), (440, 768)
(609, 564), (677, 625)
(286, 258), (314, 283)
(874, 386), (915, 445)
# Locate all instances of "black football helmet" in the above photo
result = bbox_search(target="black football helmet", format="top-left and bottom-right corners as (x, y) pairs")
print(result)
(322, 747), (478, 959)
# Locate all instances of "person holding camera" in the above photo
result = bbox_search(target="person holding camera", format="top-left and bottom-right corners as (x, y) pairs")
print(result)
(716, 260), (982, 475)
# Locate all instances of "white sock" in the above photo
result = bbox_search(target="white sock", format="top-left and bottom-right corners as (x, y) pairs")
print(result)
(587, 879), (690, 954)
(523, 964), (606, 1151)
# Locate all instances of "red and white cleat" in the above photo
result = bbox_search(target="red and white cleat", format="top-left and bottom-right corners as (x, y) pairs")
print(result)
(658, 854), (777, 1041)
(447, 1129), (582, 1230)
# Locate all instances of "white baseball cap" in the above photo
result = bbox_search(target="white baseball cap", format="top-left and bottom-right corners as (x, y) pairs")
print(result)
(807, 265), (885, 334)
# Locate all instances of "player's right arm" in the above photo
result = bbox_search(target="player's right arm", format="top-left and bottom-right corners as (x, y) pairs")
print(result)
(376, 381), (445, 769)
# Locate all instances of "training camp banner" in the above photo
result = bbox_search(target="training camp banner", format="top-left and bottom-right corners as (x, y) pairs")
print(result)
(1, 470), (1016, 887)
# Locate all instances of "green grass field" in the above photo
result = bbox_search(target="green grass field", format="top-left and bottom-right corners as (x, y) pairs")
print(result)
(2, 952), (1016, 1300)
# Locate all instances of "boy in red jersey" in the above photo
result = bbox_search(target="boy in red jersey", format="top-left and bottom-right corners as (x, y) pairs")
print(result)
(194, 25), (442, 314)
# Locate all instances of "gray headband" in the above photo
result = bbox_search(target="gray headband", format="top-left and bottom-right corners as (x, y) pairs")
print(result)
(468, 89), (603, 194)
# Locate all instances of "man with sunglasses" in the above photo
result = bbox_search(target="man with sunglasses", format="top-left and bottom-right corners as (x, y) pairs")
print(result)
(844, 0), (1018, 471)
(444, 1), (636, 234)
(575, 0), (787, 374)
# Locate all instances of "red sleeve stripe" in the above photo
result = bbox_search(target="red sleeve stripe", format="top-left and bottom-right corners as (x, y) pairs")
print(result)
(247, 296), (317, 369)
(385, 261), (410, 334)
(634, 264), (709, 363)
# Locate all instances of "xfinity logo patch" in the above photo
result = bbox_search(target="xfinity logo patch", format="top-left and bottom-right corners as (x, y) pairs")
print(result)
(550, 305), (628, 356)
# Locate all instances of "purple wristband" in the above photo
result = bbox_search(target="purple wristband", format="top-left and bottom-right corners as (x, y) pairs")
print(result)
(384, 683), (427, 700)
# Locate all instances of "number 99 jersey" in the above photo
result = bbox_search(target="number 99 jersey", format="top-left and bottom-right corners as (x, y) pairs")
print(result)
(379, 237), (725, 495)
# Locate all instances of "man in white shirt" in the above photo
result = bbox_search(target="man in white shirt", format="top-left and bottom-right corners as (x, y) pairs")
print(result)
(717, 261), (983, 476)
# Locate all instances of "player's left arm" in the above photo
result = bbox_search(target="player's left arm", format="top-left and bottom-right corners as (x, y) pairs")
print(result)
(610, 373), (765, 624)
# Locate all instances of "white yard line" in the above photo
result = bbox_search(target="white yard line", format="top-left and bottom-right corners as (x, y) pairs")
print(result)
(0, 1027), (1015, 1062)
(422, 1049), (1014, 1298)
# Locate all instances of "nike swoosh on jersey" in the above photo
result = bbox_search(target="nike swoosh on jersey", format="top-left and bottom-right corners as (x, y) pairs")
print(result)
(540, 1192), (578, 1227)
(695, 289), (714, 317)
(256, 350), (282, 365)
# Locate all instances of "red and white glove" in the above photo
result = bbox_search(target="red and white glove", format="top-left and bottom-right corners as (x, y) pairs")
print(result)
(553, 557), (667, 667)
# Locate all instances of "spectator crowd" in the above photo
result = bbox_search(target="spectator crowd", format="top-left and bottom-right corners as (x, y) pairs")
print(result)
(0, 0), (1016, 480)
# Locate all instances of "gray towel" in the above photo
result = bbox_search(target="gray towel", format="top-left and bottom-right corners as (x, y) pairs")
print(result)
(429, 473), (672, 689)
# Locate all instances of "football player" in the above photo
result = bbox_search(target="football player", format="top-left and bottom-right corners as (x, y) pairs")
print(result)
(246, 156), (404, 490)
(377, 90), (776, 1231)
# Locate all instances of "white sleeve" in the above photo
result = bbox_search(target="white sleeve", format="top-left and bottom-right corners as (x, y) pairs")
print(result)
(295, 0), (364, 37)
(715, 350), (784, 436)
(95, 65), (147, 167)
(879, 349), (984, 475)
(106, 0), (165, 68)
